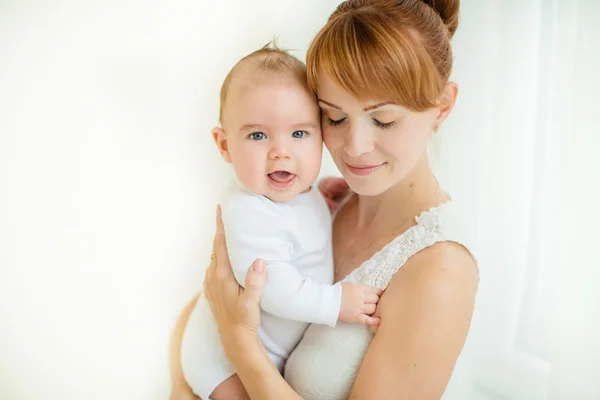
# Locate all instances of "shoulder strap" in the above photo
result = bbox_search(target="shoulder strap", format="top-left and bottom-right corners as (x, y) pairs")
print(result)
(347, 202), (474, 289)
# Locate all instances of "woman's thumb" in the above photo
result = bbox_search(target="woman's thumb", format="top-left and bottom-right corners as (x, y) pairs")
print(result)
(244, 259), (267, 305)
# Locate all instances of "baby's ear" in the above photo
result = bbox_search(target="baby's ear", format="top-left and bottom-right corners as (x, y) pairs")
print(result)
(212, 127), (232, 163)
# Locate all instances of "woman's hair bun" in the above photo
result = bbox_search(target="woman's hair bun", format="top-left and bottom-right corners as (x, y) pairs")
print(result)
(422, 0), (460, 37)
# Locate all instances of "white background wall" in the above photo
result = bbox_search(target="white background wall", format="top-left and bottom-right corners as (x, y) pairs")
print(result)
(1, 1), (598, 399)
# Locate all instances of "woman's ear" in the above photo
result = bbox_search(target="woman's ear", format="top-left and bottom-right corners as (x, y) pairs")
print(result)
(434, 82), (459, 130)
(212, 127), (232, 163)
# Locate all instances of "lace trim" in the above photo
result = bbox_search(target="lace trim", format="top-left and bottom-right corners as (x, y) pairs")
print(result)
(345, 201), (456, 288)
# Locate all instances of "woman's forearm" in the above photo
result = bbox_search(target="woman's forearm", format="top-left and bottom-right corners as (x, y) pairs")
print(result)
(226, 335), (302, 400)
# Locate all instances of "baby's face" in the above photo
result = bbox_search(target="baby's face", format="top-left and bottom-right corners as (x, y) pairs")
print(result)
(216, 80), (323, 202)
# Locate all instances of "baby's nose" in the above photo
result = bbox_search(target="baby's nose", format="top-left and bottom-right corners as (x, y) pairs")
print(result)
(268, 141), (292, 159)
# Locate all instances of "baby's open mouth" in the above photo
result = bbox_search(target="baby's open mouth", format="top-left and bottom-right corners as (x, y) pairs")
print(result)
(268, 171), (295, 183)
(268, 171), (297, 189)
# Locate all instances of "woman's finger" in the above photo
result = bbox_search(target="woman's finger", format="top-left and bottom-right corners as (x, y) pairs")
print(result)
(214, 205), (233, 278)
(206, 209), (220, 281)
(241, 259), (267, 309)
(204, 241), (217, 294)
(211, 210), (219, 260)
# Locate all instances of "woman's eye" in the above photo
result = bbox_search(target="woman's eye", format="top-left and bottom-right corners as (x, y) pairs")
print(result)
(249, 132), (266, 140)
(292, 130), (307, 139)
(373, 119), (396, 129)
(326, 117), (346, 127)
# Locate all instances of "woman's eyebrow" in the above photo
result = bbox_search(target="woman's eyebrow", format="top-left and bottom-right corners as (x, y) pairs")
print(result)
(318, 99), (394, 111)
(363, 101), (394, 111)
(317, 99), (342, 110)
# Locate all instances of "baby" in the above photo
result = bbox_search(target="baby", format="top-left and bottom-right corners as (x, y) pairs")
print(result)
(180, 43), (381, 400)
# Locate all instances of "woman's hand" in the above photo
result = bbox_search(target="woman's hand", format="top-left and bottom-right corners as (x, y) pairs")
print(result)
(203, 205), (267, 354)
(319, 177), (350, 212)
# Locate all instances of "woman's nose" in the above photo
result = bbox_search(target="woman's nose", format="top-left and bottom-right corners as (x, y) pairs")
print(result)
(344, 125), (374, 158)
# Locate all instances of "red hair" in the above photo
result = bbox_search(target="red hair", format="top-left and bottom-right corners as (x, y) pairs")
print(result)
(306, 0), (459, 111)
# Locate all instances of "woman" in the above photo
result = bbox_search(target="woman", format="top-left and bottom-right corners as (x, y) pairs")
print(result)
(171, 0), (479, 398)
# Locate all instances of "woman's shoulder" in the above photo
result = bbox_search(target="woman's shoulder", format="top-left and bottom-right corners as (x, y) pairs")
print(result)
(384, 238), (479, 311)
(397, 199), (479, 292)
(404, 239), (478, 282)
(373, 240), (478, 395)
(348, 199), (479, 289)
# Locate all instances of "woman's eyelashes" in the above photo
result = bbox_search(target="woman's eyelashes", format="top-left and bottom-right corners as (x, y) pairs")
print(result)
(372, 119), (396, 129)
(324, 115), (397, 129)
(325, 117), (346, 127)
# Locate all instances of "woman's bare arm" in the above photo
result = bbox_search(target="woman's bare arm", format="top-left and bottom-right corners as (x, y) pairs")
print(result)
(230, 242), (476, 400)
(349, 242), (478, 399)
(222, 335), (303, 400)
(169, 294), (201, 400)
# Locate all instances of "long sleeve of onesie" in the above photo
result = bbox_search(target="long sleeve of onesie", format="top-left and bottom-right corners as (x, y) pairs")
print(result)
(221, 192), (342, 328)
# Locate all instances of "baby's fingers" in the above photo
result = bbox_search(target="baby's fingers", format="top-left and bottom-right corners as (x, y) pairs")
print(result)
(324, 197), (337, 210)
(363, 292), (380, 304)
(359, 285), (383, 294)
(359, 314), (381, 327)
(362, 303), (376, 315)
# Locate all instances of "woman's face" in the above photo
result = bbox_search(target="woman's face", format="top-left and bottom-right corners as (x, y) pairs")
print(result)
(317, 75), (450, 196)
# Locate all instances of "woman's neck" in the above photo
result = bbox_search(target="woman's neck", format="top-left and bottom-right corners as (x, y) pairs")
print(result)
(354, 157), (445, 229)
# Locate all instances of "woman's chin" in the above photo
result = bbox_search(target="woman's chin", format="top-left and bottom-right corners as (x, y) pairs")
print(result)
(345, 179), (390, 197)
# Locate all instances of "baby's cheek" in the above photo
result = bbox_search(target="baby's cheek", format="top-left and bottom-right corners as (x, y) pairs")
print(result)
(306, 147), (323, 179)
(233, 155), (263, 190)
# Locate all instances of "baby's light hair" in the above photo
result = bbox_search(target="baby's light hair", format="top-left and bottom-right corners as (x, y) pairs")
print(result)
(219, 40), (310, 124)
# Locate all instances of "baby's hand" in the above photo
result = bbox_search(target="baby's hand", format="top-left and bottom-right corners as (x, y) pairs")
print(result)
(338, 282), (383, 327)
(319, 177), (351, 212)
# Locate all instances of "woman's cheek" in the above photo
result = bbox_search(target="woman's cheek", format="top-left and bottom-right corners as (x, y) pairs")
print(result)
(322, 126), (340, 152)
(384, 128), (413, 153)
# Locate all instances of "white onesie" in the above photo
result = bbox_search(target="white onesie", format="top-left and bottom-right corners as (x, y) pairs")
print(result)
(181, 184), (342, 399)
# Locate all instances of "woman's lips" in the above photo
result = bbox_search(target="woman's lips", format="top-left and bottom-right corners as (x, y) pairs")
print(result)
(345, 162), (384, 176)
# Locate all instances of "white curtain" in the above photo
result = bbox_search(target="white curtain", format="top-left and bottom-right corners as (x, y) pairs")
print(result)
(0, 0), (598, 399)
(438, 0), (600, 398)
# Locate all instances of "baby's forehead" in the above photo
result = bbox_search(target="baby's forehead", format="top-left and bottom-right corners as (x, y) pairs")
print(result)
(223, 73), (313, 119)
(223, 83), (311, 126)
(229, 64), (297, 91)
(222, 88), (320, 136)
(225, 71), (294, 110)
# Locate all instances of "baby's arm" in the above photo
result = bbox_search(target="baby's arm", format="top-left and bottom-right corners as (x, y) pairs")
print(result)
(221, 195), (380, 327)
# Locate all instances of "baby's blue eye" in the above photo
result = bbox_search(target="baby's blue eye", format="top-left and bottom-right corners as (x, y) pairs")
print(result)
(250, 132), (266, 140)
(292, 130), (307, 139)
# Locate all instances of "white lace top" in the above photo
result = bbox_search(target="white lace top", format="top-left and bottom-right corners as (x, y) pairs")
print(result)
(284, 200), (478, 399)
